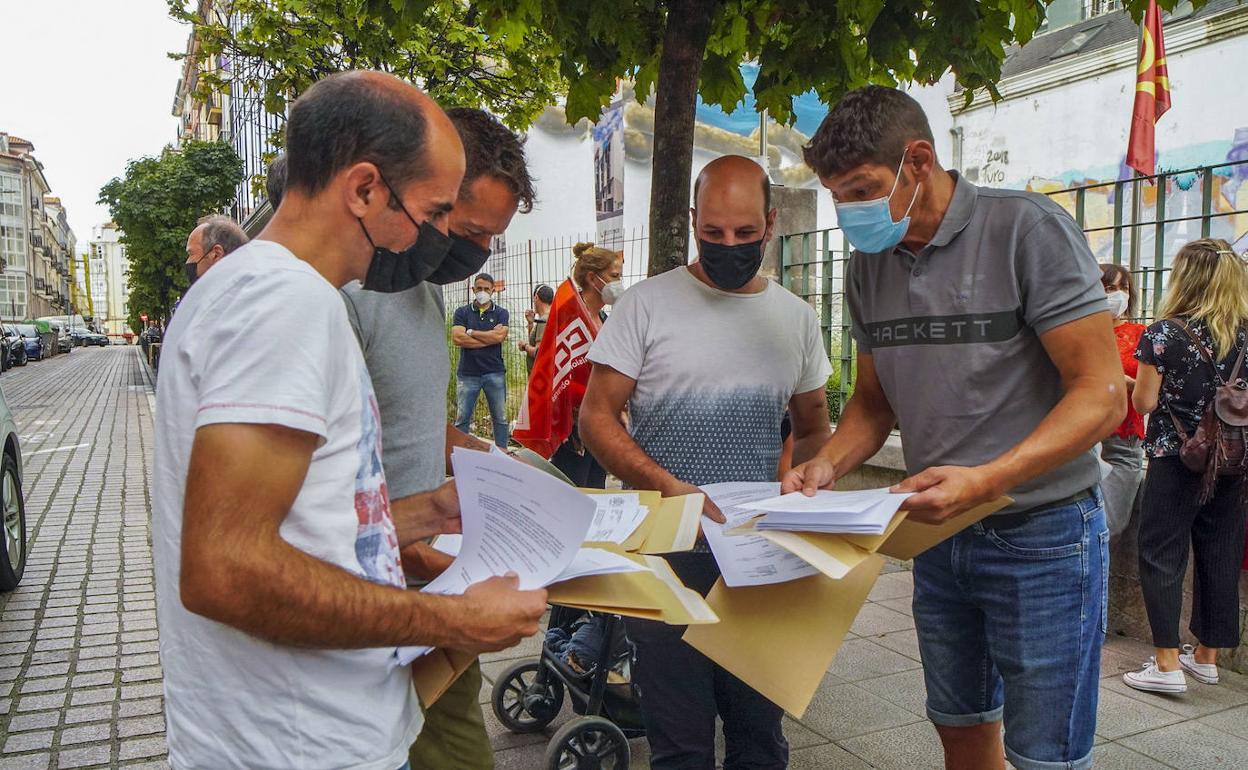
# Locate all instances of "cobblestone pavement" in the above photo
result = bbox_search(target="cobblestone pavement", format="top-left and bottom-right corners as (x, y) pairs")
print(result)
(3, 347), (1248, 769)
(0, 347), (164, 769)
(484, 568), (1248, 769)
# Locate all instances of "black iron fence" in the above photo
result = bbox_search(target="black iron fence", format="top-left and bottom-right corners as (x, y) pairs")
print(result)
(442, 229), (652, 434)
(779, 159), (1248, 419)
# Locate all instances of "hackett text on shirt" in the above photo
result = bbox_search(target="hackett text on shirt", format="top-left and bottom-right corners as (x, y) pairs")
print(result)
(865, 310), (1024, 347)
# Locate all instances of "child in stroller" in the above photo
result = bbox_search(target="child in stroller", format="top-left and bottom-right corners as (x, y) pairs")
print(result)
(491, 606), (644, 769)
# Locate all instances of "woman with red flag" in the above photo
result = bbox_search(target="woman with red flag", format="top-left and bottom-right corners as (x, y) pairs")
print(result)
(513, 242), (624, 488)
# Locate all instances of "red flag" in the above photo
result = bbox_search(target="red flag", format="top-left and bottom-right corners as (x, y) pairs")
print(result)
(513, 279), (601, 458)
(1126, 0), (1172, 177)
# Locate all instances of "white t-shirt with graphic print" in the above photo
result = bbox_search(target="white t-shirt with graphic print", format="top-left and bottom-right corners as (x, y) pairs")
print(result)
(152, 240), (421, 770)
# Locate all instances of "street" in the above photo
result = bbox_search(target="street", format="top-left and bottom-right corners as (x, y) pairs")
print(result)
(2, 348), (1248, 769)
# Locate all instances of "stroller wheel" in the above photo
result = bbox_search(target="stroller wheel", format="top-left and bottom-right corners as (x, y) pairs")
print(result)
(492, 660), (565, 733)
(545, 716), (630, 770)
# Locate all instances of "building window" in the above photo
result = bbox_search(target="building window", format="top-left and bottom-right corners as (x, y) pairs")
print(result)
(0, 274), (27, 319)
(0, 174), (23, 219)
(1082, 0), (1121, 19)
(0, 224), (26, 270)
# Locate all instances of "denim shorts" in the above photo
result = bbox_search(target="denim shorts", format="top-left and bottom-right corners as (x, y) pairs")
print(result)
(912, 487), (1108, 770)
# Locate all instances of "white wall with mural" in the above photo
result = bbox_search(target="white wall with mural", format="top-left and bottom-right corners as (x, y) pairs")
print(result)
(949, 26), (1248, 257)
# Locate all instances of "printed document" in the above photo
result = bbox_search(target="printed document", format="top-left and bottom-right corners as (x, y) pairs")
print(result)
(397, 449), (595, 665)
(701, 482), (820, 587)
(434, 536), (649, 581)
(586, 493), (648, 544)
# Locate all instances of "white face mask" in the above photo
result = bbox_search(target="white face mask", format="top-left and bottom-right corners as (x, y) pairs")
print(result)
(1106, 290), (1129, 318)
(475, 290), (492, 306)
(599, 279), (625, 305)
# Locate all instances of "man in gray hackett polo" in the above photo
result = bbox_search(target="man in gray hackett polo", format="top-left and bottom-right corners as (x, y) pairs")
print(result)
(785, 86), (1125, 770)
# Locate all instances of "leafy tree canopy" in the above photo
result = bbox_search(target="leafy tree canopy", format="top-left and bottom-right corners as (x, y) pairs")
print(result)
(170, 0), (564, 131)
(98, 140), (244, 332)
(466, 0), (1197, 126)
(456, 0), (1202, 273)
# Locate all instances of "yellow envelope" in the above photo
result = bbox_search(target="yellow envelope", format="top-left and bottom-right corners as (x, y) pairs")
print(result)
(854, 497), (1012, 559)
(580, 489), (704, 554)
(546, 553), (719, 625)
(410, 647), (478, 708)
(683, 554), (884, 718)
(752, 528), (876, 580)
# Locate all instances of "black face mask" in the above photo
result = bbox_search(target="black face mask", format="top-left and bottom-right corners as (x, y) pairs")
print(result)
(697, 238), (765, 290)
(184, 261), (200, 288)
(426, 233), (492, 285)
(359, 177), (453, 293)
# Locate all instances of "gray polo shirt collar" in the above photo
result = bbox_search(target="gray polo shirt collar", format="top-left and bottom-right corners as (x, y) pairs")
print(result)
(895, 171), (978, 260)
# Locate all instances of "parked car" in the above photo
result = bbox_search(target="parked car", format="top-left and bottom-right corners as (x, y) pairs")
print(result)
(0, 385), (25, 590)
(69, 329), (108, 347)
(1, 328), (27, 369)
(56, 328), (73, 354)
(13, 325), (44, 362)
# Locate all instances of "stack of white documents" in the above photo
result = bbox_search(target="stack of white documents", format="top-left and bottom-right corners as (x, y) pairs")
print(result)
(748, 488), (912, 535)
(396, 448), (596, 665)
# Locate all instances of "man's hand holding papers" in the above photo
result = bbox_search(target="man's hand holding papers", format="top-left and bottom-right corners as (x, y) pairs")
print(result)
(456, 574), (549, 654)
(890, 464), (1006, 524)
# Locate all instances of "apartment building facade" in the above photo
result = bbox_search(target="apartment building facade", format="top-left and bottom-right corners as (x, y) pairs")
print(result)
(0, 133), (75, 322)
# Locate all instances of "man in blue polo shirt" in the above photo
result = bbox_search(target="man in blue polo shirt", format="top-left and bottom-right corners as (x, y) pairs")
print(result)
(452, 273), (510, 447)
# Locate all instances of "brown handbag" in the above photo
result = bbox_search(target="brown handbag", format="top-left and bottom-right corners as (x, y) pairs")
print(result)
(1164, 319), (1248, 500)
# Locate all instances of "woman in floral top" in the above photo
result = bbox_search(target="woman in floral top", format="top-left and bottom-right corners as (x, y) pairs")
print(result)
(1099, 263), (1146, 538)
(1124, 239), (1248, 696)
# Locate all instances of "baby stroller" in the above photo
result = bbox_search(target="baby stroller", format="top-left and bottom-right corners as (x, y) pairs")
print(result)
(491, 606), (644, 769)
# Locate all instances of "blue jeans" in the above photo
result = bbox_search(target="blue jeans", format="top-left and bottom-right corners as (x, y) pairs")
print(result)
(913, 487), (1108, 770)
(454, 372), (508, 448)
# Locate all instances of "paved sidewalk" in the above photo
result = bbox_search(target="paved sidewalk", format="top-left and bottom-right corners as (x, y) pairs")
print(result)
(485, 564), (1248, 769)
(3, 346), (1248, 769)
(0, 347), (165, 769)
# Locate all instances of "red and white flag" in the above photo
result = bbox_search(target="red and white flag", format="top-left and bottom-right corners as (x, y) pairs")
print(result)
(513, 279), (601, 458)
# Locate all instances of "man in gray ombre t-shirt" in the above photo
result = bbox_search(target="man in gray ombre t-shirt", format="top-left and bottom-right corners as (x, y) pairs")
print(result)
(581, 155), (834, 770)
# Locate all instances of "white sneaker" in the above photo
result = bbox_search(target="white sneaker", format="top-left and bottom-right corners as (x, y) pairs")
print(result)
(1123, 657), (1188, 694)
(1179, 644), (1220, 684)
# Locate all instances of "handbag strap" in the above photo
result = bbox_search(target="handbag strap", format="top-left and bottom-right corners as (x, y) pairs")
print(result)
(1170, 318), (1226, 386)
(1227, 324), (1248, 383)
(1163, 399), (1191, 441)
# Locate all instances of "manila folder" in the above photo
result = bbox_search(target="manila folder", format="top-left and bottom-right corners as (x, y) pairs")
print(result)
(410, 647), (478, 708)
(682, 554), (884, 718)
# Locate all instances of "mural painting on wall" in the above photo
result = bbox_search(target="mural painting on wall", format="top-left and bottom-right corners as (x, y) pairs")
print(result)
(1022, 126), (1248, 263)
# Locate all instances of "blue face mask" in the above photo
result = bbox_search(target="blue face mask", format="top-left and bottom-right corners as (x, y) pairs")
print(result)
(834, 152), (921, 253)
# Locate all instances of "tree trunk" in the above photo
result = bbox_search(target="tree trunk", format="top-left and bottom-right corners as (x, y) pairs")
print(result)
(647, 0), (715, 276)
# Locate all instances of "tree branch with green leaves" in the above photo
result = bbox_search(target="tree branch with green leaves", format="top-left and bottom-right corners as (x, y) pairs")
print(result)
(98, 141), (244, 332)
(168, 0), (564, 133)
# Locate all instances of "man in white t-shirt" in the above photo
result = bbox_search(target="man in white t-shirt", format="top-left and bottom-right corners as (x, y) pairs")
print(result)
(580, 156), (834, 769)
(152, 71), (547, 770)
